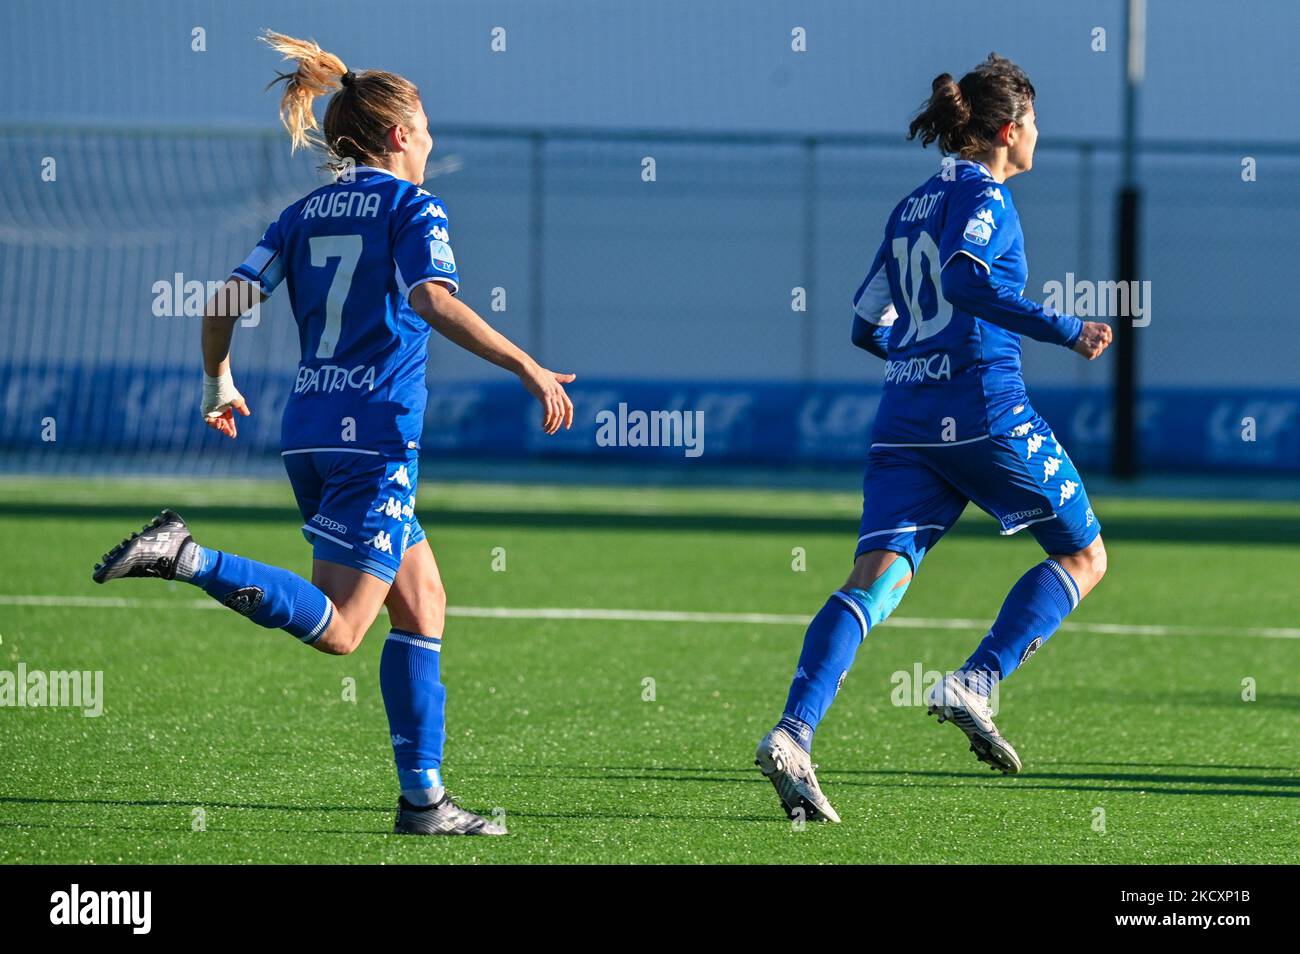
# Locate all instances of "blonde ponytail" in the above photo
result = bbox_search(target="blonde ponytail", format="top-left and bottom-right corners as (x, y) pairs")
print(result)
(258, 29), (422, 173)
(260, 30), (349, 152)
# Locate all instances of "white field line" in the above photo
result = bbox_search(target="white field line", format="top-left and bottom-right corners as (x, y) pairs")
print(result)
(1, 593), (1298, 640)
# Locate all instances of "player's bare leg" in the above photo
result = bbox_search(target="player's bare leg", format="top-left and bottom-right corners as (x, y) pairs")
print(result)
(382, 540), (505, 836)
(309, 560), (392, 655)
(1049, 535), (1108, 601)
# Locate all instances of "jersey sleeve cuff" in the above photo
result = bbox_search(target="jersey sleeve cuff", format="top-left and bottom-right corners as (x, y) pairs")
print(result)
(1061, 315), (1085, 348)
(406, 275), (459, 298)
(230, 268), (271, 295)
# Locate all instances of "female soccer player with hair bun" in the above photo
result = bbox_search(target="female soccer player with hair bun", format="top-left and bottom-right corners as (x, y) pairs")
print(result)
(757, 54), (1112, 823)
(94, 31), (577, 836)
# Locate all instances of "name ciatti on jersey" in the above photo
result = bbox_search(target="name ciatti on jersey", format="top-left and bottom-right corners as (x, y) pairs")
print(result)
(232, 166), (460, 454)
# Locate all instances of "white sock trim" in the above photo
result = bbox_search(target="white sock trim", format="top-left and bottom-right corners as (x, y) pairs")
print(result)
(1045, 559), (1081, 610)
(386, 630), (442, 652)
(830, 591), (869, 640)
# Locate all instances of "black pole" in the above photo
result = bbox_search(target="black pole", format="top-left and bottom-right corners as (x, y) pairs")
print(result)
(1113, 185), (1140, 478)
(1112, 0), (1145, 479)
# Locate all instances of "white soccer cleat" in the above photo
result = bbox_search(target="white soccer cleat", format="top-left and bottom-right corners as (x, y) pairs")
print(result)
(755, 727), (842, 823)
(926, 672), (1023, 775)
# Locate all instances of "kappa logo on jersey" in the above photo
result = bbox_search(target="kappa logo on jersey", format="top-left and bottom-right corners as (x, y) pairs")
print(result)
(1042, 456), (1063, 481)
(977, 186), (1005, 207)
(419, 202), (448, 219)
(425, 225), (449, 243)
(1058, 480), (1079, 506)
(429, 240), (456, 274)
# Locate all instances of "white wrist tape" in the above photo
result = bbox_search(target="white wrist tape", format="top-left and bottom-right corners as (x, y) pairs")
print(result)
(203, 372), (241, 417)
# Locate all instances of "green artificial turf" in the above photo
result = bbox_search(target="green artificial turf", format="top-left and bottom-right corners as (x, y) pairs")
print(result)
(0, 477), (1296, 863)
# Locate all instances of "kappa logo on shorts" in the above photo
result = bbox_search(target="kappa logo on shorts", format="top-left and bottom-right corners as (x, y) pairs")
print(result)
(1058, 480), (1079, 506)
(310, 514), (348, 535)
(1004, 507), (1045, 526)
(1042, 456), (1063, 481)
(222, 586), (264, 616)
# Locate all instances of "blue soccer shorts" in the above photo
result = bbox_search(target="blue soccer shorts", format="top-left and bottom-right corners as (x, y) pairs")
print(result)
(856, 413), (1100, 572)
(282, 448), (426, 585)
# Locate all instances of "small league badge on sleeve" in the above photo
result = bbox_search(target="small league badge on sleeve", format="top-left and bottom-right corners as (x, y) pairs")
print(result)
(963, 209), (995, 247)
(429, 240), (456, 273)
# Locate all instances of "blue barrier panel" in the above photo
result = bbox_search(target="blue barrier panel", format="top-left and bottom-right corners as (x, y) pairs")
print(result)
(2, 367), (1297, 474)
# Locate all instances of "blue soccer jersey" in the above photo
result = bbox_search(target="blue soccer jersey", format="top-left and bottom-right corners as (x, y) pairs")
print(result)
(232, 166), (459, 455)
(851, 159), (1080, 446)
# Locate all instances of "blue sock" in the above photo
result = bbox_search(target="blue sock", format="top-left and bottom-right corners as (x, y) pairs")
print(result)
(780, 591), (871, 753)
(961, 559), (1080, 693)
(379, 629), (446, 806)
(177, 544), (334, 645)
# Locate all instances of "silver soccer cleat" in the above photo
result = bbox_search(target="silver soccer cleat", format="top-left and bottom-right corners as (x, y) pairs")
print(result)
(393, 795), (508, 836)
(926, 672), (1022, 774)
(755, 727), (842, 823)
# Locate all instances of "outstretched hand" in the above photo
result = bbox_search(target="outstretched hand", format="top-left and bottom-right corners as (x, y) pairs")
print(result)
(522, 367), (576, 435)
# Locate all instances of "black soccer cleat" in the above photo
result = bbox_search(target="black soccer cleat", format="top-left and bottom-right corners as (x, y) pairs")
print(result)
(393, 795), (508, 836)
(92, 509), (194, 584)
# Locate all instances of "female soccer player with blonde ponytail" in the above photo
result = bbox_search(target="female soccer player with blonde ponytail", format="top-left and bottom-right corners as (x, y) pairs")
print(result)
(94, 31), (576, 836)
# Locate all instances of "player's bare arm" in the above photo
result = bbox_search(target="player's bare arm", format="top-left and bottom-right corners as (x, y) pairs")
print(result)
(199, 277), (262, 439)
(409, 281), (576, 435)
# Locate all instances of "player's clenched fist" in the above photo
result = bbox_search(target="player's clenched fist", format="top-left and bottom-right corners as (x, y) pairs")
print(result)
(1071, 321), (1112, 360)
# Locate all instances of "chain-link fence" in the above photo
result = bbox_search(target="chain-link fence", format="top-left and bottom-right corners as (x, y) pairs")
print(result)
(2, 123), (1297, 474)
